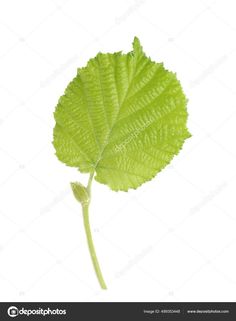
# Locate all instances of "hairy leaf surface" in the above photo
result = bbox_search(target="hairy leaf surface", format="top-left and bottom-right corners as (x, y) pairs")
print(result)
(53, 38), (190, 191)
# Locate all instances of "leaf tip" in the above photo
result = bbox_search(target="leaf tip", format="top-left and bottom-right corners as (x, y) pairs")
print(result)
(132, 36), (143, 55)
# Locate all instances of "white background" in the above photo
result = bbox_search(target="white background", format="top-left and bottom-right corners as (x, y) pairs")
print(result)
(0, 0), (236, 302)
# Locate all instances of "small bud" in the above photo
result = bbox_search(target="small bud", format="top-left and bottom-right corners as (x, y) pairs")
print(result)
(70, 182), (90, 206)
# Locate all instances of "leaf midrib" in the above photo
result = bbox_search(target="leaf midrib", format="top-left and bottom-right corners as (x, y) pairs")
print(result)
(92, 53), (144, 170)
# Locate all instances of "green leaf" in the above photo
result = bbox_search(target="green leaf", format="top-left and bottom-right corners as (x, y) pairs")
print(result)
(53, 37), (191, 289)
(53, 37), (190, 192)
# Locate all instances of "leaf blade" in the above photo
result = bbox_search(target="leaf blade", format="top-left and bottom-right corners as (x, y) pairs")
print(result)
(53, 37), (190, 190)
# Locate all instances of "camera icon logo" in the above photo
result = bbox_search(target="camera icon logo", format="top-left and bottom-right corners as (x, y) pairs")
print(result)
(7, 306), (19, 318)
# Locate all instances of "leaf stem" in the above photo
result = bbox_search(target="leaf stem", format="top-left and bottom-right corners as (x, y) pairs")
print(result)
(82, 173), (107, 289)
(86, 172), (94, 196)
